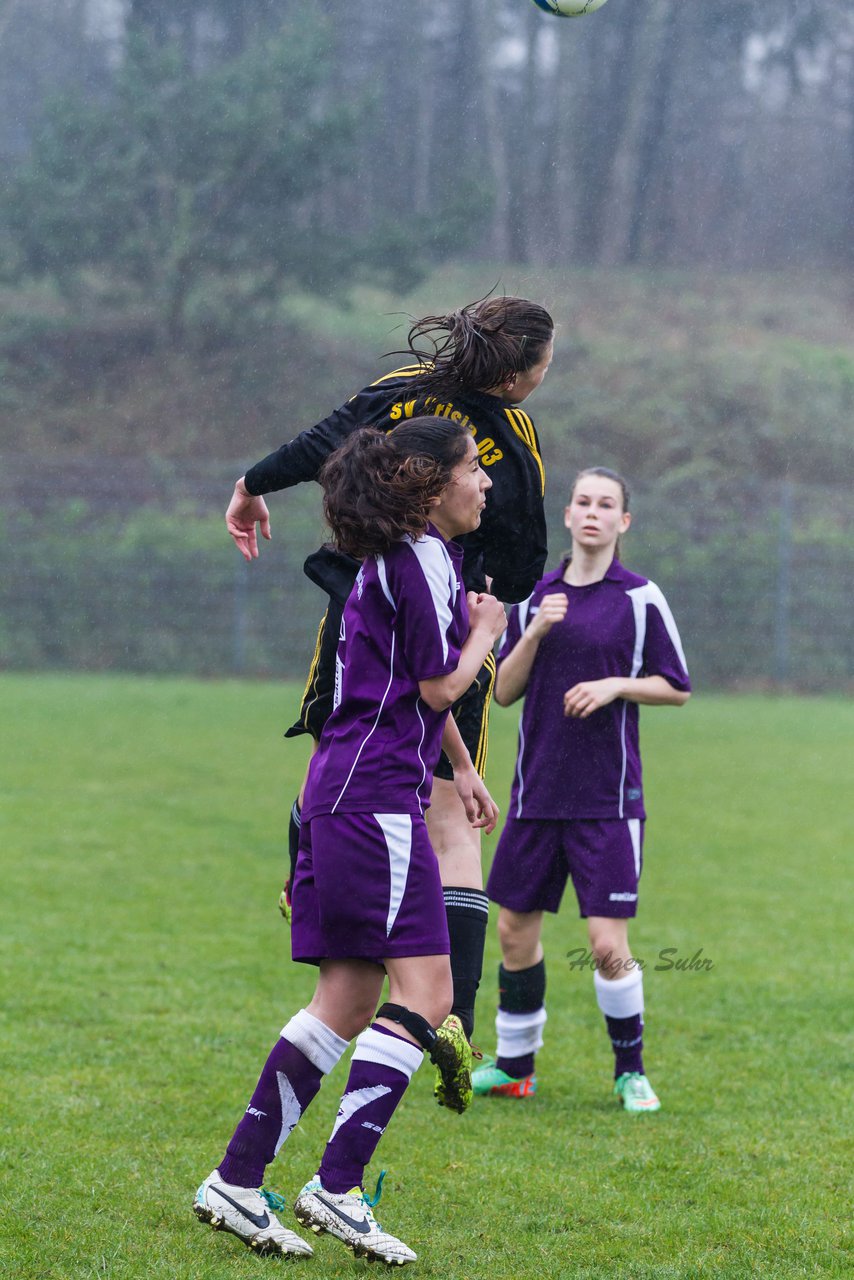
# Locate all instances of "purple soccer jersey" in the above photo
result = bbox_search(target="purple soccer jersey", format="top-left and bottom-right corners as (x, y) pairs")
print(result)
(500, 558), (690, 821)
(302, 525), (467, 821)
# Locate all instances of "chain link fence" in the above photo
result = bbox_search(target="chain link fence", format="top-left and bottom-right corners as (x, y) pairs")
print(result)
(3, 455), (852, 690)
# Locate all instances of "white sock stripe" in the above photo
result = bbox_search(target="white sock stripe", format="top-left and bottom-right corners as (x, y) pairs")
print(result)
(495, 1006), (547, 1057)
(281, 1009), (349, 1075)
(328, 1083), (392, 1144)
(352, 1027), (424, 1079)
(443, 889), (489, 914)
(593, 967), (645, 1019)
(274, 1072), (303, 1156)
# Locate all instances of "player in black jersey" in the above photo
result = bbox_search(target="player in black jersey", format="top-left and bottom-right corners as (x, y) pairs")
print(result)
(226, 296), (554, 1104)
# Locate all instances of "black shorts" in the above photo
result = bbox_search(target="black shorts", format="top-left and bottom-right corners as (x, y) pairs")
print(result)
(285, 549), (496, 780)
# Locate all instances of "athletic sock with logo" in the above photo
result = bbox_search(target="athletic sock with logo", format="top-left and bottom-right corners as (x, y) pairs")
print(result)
(444, 887), (489, 1041)
(495, 960), (546, 1078)
(318, 1024), (422, 1194)
(594, 967), (645, 1077)
(218, 1009), (348, 1188)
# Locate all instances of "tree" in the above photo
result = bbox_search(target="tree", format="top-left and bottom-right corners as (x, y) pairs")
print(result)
(1, 21), (365, 346)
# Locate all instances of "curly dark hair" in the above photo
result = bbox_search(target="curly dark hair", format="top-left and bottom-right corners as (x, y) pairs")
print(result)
(320, 418), (473, 559)
(388, 295), (554, 397)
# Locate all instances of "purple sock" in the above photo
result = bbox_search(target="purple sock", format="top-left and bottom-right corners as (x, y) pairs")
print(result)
(605, 1013), (644, 1078)
(218, 1009), (347, 1187)
(495, 1052), (535, 1078)
(319, 1024), (423, 1194)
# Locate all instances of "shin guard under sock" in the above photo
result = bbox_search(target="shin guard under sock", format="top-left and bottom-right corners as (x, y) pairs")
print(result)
(318, 1025), (422, 1194)
(218, 1009), (347, 1188)
(444, 887), (489, 1041)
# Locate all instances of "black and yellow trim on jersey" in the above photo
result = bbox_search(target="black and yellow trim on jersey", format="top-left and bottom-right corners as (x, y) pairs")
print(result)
(504, 408), (545, 497)
(298, 610), (328, 726)
(473, 650), (497, 777)
(365, 365), (426, 390)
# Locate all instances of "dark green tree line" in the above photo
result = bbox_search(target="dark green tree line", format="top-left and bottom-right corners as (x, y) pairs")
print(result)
(0, 0), (851, 347)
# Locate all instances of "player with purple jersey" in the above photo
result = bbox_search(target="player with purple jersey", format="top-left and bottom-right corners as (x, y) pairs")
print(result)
(194, 419), (507, 1265)
(225, 296), (554, 1063)
(472, 468), (691, 1113)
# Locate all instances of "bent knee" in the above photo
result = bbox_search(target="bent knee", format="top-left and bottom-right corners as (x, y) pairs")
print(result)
(497, 909), (539, 961)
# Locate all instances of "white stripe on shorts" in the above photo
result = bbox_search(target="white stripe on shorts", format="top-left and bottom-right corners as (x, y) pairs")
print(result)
(375, 813), (413, 937)
(628, 817), (642, 879)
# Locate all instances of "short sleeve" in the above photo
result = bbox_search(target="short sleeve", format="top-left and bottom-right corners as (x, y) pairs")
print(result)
(388, 539), (464, 682)
(642, 584), (691, 692)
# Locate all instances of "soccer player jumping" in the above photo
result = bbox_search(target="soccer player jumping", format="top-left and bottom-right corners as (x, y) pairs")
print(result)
(225, 297), (554, 1101)
(472, 468), (691, 1113)
(196, 420), (507, 1263)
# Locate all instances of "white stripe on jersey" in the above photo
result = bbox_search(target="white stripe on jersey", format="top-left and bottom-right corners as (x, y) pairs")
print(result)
(620, 581), (688, 816)
(376, 554), (396, 609)
(618, 701), (629, 820)
(413, 698), (428, 814)
(375, 812), (413, 937)
(514, 718), (527, 819)
(409, 535), (458, 665)
(626, 581), (689, 674)
(331, 633), (397, 813)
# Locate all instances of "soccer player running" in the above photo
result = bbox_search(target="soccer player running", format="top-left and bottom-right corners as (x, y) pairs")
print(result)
(195, 419), (507, 1263)
(472, 468), (691, 1113)
(225, 297), (554, 1104)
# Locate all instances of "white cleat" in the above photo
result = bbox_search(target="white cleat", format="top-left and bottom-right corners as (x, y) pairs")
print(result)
(294, 1177), (416, 1265)
(193, 1169), (313, 1257)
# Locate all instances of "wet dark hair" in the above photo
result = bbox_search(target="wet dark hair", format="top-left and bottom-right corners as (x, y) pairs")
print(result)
(570, 466), (631, 512)
(320, 418), (472, 559)
(392, 295), (554, 396)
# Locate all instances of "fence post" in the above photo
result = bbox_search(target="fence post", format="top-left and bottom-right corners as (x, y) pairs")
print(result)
(772, 477), (792, 685)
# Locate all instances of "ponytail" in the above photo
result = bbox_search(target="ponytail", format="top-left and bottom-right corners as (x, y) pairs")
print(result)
(389, 295), (554, 396)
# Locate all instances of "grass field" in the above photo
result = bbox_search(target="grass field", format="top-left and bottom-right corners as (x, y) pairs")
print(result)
(1, 675), (852, 1278)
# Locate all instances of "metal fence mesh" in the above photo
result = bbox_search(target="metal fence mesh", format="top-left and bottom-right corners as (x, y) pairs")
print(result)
(4, 456), (851, 690)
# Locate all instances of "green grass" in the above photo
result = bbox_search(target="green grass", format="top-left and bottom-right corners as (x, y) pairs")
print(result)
(1, 675), (852, 1277)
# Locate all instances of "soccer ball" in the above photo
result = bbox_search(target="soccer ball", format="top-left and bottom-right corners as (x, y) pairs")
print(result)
(530, 0), (610, 16)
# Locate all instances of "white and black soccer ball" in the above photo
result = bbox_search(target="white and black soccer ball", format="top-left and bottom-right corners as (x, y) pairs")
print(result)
(529, 0), (610, 17)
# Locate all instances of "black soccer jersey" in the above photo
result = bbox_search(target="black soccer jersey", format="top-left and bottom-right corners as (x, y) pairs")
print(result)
(243, 367), (548, 602)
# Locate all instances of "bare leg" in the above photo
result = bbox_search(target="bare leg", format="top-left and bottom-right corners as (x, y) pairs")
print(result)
(427, 779), (487, 1041)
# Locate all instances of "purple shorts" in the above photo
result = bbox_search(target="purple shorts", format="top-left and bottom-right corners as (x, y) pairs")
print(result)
(486, 816), (644, 919)
(291, 812), (450, 965)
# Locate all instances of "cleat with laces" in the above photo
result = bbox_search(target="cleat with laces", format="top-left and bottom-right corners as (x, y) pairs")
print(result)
(431, 1014), (473, 1114)
(294, 1171), (416, 1265)
(278, 878), (292, 925)
(614, 1071), (661, 1112)
(193, 1169), (313, 1256)
(472, 1057), (537, 1098)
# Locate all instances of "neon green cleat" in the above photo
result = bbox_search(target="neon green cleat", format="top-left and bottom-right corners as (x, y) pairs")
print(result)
(472, 1058), (537, 1098)
(614, 1072), (661, 1112)
(278, 879), (292, 925)
(431, 1014), (473, 1113)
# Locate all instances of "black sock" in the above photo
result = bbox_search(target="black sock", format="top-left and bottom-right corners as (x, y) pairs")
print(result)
(443, 887), (489, 1041)
(288, 798), (301, 887)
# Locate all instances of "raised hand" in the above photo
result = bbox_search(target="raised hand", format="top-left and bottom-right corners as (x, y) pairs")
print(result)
(226, 479), (272, 562)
